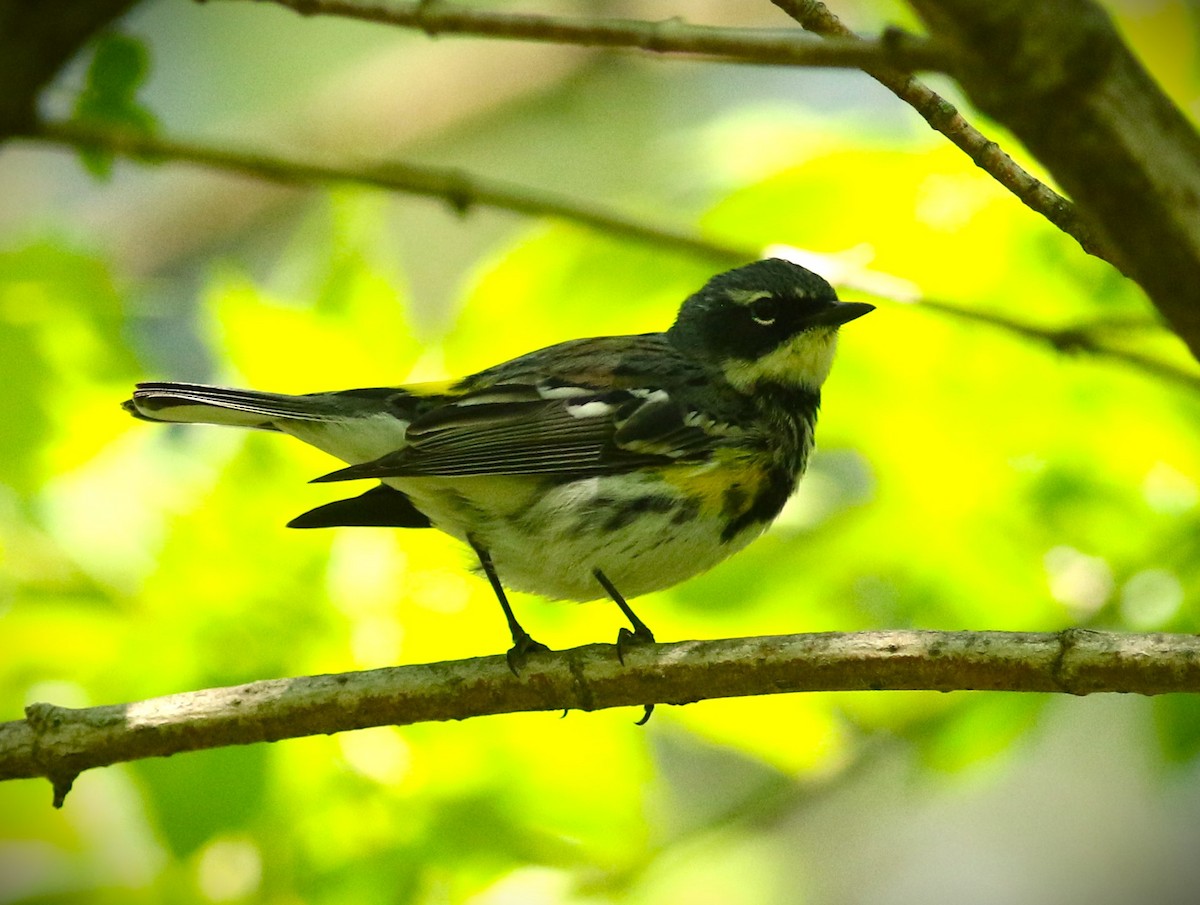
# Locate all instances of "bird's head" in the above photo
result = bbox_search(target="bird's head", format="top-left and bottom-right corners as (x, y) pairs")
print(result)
(668, 258), (874, 393)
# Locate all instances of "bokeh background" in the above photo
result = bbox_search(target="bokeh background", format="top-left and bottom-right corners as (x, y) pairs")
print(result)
(2, 1), (1200, 902)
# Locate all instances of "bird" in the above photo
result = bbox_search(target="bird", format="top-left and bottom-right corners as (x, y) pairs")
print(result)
(124, 257), (872, 677)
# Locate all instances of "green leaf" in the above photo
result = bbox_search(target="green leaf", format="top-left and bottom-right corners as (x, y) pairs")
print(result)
(72, 33), (158, 179)
(89, 32), (151, 98)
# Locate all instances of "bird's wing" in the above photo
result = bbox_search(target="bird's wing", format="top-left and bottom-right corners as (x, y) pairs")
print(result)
(314, 336), (742, 482)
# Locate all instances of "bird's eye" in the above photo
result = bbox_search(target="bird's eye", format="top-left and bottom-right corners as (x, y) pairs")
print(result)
(748, 297), (779, 326)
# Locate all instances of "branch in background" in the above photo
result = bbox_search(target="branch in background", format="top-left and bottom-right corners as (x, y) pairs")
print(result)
(5, 628), (1200, 807)
(32, 119), (749, 263)
(769, 0), (1116, 274)
(902, 0), (1200, 362)
(4, 0), (1190, 359)
(245, 0), (951, 71)
(222, 0), (1200, 362)
(23, 121), (1200, 392)
(239, 0), (1103, 277)
(917, 300), (1200, 394)
(238, 0), (1169, 356)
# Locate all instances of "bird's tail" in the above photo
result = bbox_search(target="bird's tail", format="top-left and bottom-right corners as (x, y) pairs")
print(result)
(123, 382), (353, 429)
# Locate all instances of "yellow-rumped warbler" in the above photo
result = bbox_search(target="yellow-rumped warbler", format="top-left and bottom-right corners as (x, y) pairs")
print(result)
(125, 258), (872, 669)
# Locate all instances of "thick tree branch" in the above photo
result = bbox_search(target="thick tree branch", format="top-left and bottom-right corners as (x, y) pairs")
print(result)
(240, 0), (951, 71)
(4, 629), (1200, 807)
(904, 0), (1200, 361)
(769, 0), (1114, 272)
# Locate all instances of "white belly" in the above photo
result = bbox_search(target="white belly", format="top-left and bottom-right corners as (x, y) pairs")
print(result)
(281, 417), (769, 602)
(388, 471), (763, 602)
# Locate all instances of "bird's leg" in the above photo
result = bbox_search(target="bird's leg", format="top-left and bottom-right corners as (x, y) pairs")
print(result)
(593, 568), (656, 725)
(594, 568), (656, 653)
(470, 539), (550, 675)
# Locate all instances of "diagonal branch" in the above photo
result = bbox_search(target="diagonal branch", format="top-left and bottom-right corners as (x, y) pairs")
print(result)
(21, 121), (1200, 392)
(5, 629), (1200, 807)
(769, 0), (1116, 272)
(239, 0), (952, 71)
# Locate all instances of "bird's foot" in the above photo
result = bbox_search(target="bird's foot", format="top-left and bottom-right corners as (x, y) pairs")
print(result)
(505, 632), (551, 676)
(615, 624), (656, 666)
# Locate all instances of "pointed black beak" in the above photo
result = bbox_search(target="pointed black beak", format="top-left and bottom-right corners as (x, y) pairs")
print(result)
(807, 300), (875, 328)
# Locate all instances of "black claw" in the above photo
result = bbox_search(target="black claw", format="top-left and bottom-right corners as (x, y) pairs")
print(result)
(615, 624), (656, 665)
(505, 632), (551, 676)
(635, 704), (655, 726)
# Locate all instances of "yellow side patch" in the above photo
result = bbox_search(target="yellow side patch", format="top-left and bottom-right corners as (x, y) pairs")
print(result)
(662, 450), (767, 517)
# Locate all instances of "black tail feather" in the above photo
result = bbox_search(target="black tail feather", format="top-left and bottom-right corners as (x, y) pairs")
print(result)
(288, 484), (431, 529)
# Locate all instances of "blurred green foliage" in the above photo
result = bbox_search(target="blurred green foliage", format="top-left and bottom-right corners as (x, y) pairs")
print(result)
(72, 33), (158, 177)
(2, 2), (1200, 904)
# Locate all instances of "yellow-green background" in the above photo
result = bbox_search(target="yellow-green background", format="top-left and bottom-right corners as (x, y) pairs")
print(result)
(2, 1), (1199, 903)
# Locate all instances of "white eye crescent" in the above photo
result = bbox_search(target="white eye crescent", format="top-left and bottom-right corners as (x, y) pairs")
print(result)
(749, 297), (778, 326)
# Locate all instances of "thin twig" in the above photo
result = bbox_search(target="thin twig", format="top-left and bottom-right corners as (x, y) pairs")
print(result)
(769, 0), (1118, 272)
(4, 628), (1199, 807)
(916, 298), (1200, 393)
(22, 121), (1198, 392)
(30, 119), (749, 263)
(239, 0), (951, 71)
